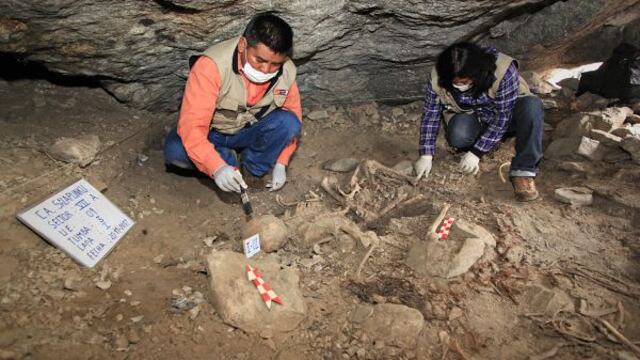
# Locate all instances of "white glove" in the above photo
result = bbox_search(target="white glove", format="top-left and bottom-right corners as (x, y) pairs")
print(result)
(266, 163), (286, 191)
(415, 155), (433, 180)
(459, 152), (480, 175)
(213, 165), (248, 193)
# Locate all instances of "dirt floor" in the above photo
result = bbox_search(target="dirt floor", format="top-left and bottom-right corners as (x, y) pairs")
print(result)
(0, 76), (639, 360)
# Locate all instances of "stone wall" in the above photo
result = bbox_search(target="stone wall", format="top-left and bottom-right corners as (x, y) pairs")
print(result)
(0, 0), (638, 111)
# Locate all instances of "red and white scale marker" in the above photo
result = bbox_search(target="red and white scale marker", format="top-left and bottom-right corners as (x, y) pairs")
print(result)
(436, 217), (455, 241)
(246, 265), (283, 310)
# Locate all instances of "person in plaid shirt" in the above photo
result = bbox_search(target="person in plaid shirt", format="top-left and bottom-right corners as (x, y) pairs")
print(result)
(415, 42), (544, 201)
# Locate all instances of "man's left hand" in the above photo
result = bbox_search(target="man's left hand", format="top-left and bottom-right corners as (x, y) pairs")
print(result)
(266, 163), (287, 191)
(459, 152), (480, 175)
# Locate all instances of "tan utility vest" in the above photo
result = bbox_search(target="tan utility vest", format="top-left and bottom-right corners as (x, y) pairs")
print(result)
(430, 53), (531, 117)
(192, 37), (297, 134)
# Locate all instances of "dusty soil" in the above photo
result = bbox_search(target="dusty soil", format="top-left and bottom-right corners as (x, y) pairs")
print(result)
(1, 76), (639, 360)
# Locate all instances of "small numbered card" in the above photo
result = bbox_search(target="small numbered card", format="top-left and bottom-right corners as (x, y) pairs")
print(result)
(243, 234), (261, 258)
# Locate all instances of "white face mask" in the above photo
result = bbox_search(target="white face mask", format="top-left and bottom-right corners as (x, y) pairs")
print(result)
(453, 83), (473, 92)
(243, 49), (279, 84)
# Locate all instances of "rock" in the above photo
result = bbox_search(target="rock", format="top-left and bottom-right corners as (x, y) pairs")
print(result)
(47, 289), (66, 300)
(560, 86), (576, 99)
(552, 114), (594, 139)
(392, 160), (414, 176)
(574, 92), (610, 111)
(242, 215), (288, 253)
(603, 146), (632, 163)
(446, 237), (485, 278)
(349, 304), (374, 324)
(362, 304), (424, 349)
(576, 136), (605, 161)
(505, 245), (526, 264)
(558, 77), (580, 91)
(633, 102), (640, 114)
(544, 137), (581, 159)
(611, 127), (632, 138)
(391, 107), (405, 119)
(202, 236), (217, 247)
(406, 219), (492, 278)
(205, 251), (306, 334)
(306, 110), (330, 121)
(621, 136), (640, 164)
(171, 289), (204, 312)
(625, 113), (640, 124)
(453, 220), (496, 248)
(0, 0), (633, 110)
(542, 99), (558, 109)
(127, 328), (140, 344)
(48, 135), (100, 167)
(521, 71), (554, 94)
(523, 284), (574, 315)
(588, 129), (622, 146)
(323, 158), (359, 173)
(114, 333), (129, 351)
(554, 187), (593, 206)
(64, 276), (81, 291)
(592, 107), (634, 131)
(95, 280), (112, 290)
(611, 126), (640, 138)
(558, 161), (588, 174)
(448, 307), (464, 322)
(351, 102), (381, 123)
(136, 153), (149, 166)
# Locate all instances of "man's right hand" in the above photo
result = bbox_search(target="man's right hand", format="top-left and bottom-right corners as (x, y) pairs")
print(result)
(213, 165), (248, 193)
(415, 155), (433, 180)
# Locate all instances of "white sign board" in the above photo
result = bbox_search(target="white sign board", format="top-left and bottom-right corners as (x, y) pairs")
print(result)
(243, 234), (261, 258)
(17, 178), (134, 267)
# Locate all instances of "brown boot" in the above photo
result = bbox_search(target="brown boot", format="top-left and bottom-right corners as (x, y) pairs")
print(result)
(510, 177), (539, 202)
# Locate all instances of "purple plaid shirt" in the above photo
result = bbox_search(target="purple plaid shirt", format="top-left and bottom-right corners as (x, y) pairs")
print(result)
(419, 56), (520, 157)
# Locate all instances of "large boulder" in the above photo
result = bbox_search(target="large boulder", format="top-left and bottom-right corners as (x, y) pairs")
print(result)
(405, 219), (495, 279)
(552, 114), (594, 139)
(622, 136), (640, 164)
(242, 215), (289, 253)
(205, 251), (306, 334)
(48, 135), (100, 167)
(0, 0), (637, 110)
(361, 304), (424, 349)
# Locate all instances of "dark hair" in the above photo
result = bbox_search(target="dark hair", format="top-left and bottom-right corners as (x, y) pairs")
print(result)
(243, 13), (293, 57)
(436, 42), (497, 98)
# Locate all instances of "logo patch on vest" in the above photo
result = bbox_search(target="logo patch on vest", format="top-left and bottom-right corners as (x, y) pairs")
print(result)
(274, 89), (288, 96)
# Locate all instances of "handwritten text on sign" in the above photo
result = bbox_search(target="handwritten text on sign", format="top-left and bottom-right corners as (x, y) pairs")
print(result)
(17, 179), (134, 267)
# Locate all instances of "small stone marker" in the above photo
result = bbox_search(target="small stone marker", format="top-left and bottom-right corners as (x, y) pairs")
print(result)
(243, 234), (261, 258)
(17, 178), (134, 267)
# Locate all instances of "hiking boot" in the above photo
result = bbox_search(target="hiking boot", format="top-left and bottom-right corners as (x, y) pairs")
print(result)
(510, 176), (539, 202)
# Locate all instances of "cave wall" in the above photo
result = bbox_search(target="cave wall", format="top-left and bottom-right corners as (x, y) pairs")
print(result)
(0, 0), (638, 111)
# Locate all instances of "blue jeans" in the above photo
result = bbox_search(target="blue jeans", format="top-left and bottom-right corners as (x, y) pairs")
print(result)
(164, 109), (301, 176)
(445, 96), (544, 177)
